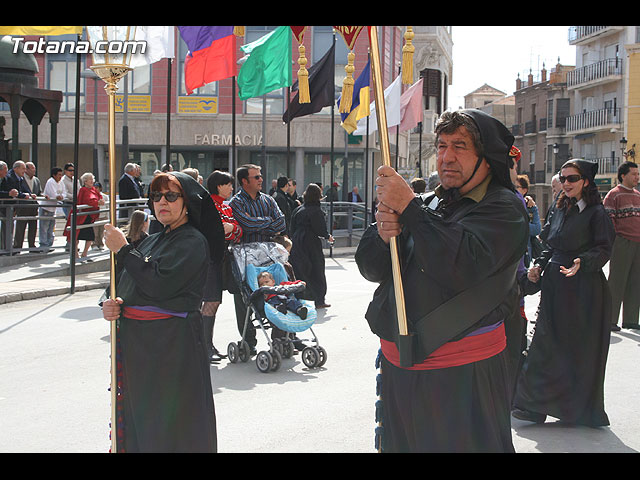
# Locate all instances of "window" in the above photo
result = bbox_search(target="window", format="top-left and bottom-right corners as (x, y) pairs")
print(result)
(46, 34), (85, 112)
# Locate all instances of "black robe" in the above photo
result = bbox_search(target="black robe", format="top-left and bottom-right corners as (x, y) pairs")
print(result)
(356, 177), (528, 452)
(114, 223), (217, 452)
(513, 200), (615, 427)
(289, 201), (331, 305)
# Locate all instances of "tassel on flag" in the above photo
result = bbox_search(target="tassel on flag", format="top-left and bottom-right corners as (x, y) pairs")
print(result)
(402, 26), (415, 85)
(334, 26), (364, 114)
(291, 26), (310, 104)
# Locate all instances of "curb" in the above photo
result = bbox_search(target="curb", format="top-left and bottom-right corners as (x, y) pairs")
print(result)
(0, 279), (109, 305)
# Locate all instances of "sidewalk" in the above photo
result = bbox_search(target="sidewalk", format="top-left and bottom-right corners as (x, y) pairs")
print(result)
(0, 244), (357, 305)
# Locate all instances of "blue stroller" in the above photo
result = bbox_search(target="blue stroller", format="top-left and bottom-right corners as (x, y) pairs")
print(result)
(226, 242), (327, 373)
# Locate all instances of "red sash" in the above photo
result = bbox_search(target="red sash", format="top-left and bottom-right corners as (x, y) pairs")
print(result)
(380, 323), (506, 370)
(122, 306), (174, 320)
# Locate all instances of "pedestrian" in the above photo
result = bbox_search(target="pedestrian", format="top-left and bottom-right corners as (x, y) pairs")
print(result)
(356, 109), (528, 452)
(202, 170), (243, 363)
(101, 171), (224, 452)
(92, 182), (108, 251)
(289, 183), (334, 309)
(272, 176), (293, 235)
(118, 163), (143, 219)
(409, 178), (426, 194)
(512, 159), (615, 427)
(229, 164), (286, 353)
(24, 162), (42, 251)
(347, 185), (362, 202)
(64, 172), (103, 262)
(122, 209), (149, 248)
(61, 162), (79, 217)
(61, 162), (80, 253)
(603, 160), (640, 331)
(39, 167), (65, 252)
(7, 161), (38, 252)
(515, 174), (541, 266)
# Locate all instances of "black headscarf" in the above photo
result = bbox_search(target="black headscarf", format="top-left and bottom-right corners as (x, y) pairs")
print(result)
(562, 159), (598, 182)
(462, 109), (515, 191)
(148, 171), (225, 263)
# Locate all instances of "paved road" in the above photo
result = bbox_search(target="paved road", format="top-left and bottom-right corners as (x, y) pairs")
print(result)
(1, 256), (639, 453)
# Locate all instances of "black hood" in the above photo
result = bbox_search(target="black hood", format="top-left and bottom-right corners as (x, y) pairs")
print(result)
(148, 171), (225, 263)
(463, 109), (515, 191)
(562, 159), (598, 182)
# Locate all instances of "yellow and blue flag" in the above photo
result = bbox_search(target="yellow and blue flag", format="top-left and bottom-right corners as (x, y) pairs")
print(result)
(338, 59), (370, 134)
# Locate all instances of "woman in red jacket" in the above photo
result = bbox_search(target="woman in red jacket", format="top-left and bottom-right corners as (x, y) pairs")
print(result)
(202, 170), (243, 362)
(64, 172), (104, 262)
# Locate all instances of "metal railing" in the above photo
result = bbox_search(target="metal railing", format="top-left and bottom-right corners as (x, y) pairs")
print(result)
(0, 197), (150, 257)
(320, 201), (370, 248)
(566, 108), (621, 133)
(567, 58), (622, 88)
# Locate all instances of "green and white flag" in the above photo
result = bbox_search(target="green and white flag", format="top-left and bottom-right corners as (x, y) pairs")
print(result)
(237, 26), (292, 100)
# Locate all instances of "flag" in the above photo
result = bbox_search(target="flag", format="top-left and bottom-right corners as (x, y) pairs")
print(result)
(237, 26), (292, 101)
(178, 26), (236, 95)
(399, 78), (424, 132)
(282, 43), (335, 123)
(129, 26), (175, 69)
(338, 58), (370, 134)
(353, 74), (402, 136)
(0, 26), (83, 36)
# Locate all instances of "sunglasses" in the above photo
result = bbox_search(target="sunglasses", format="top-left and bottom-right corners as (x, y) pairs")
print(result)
(149, 191), (183, 202)
(559, 174), (584, 184)
(251, 175), (263, 180)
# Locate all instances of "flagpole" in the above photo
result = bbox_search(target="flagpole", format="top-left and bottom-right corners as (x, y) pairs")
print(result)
(329, 31), (336, 257)
(232, 76), (237, 184)
(287, 87), (291, 177)
(369, 26), (411, 367)
(165, 58), (172, 170)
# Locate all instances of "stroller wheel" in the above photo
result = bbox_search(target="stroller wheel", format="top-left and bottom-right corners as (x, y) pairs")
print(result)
(302, 346), (320, 368)
(227, 342), (239, 364)
(238, 341), (251, 363)
(316, 346), (327, 367)
(281, 340), (295, 359)
(256, 351), (273, 373)
(270, 349), (282, 372)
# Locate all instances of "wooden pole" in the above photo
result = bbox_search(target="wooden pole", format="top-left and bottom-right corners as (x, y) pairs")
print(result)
(369, 26), (411, 367)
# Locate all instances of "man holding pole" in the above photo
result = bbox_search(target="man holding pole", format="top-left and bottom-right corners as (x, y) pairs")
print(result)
(356, 109), (528, 452)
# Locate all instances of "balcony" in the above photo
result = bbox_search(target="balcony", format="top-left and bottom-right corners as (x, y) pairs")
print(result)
(568, 26), (624, 45)
(566, 108), (621, 134)
(594, 156), (620, 175)
(567, 58), (622, 90)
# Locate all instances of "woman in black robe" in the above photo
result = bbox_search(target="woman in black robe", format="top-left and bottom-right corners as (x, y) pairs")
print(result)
(513, 159), (615, 427)
(102, 171), (224, 452)
(289, 183), (334, 309)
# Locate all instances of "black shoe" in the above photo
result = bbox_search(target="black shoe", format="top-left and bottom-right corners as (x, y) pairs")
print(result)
(210, 346), (227, 362)
(296, 306), (308, 320)
(611, 324), (621, 332)
(276, 303), (287, 314)
(512, 408), (546, 424)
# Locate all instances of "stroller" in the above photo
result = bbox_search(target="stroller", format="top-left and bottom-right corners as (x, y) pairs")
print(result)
(226, 242), (327, 373)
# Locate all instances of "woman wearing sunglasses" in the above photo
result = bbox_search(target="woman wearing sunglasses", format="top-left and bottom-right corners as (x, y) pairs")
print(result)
(513, 159), (615, 428)
(101, 172), (224, 452)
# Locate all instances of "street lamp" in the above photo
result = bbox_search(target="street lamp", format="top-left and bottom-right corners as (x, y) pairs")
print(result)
(86, 25), (137, 454)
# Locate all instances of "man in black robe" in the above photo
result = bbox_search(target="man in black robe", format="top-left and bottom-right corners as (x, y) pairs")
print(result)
(356, 109), (528, 452)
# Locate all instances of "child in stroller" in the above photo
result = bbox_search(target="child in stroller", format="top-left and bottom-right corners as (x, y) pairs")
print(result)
(227, 242), (326, 373)
(256, 272), (308, 319)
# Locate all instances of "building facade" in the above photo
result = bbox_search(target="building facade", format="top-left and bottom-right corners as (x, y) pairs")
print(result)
(1, 26), (453, 207)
